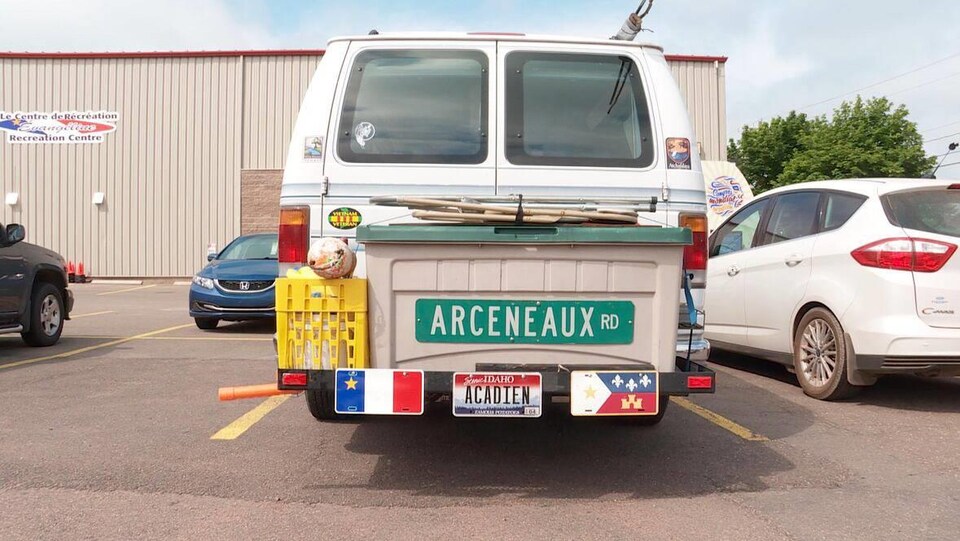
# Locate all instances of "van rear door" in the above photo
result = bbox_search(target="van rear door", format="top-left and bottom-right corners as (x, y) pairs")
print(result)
(321, 41), (498, 237)
(495, 43), (662, 201)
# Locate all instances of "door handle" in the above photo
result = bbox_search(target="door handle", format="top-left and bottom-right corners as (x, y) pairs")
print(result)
(785, 255), (803, 267)
(727, 265), (741, 277)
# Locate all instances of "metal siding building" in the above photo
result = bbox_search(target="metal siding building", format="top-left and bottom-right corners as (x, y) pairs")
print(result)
(0, 50), (725, 277)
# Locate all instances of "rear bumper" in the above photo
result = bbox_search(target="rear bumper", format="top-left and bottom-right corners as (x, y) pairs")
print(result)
(676, 337), (710, 362)
(279, 358), (716, 395)
(853, 354), (960, 376)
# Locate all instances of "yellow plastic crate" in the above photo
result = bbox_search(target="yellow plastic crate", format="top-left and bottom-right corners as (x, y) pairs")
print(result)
(276, 277), (369, 370)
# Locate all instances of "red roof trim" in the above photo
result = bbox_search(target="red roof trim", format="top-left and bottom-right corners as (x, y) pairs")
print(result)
(664, 54), (727, 64)
(0, 49), (327, 59)
(0, 50), (726, 63)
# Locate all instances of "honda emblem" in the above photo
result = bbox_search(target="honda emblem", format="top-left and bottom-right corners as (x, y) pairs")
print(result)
(239, 281), (250, 291)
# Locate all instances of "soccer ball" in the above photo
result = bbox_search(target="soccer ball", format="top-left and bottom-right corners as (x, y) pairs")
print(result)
(307, 237), (356, 279)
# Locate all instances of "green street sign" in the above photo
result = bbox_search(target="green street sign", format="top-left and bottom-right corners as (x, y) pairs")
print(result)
(415, 299), (635, 344)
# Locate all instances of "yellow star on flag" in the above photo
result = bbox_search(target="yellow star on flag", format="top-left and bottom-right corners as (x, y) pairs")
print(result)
(584, 385), (596, 399)
(345, 377), (358, 390)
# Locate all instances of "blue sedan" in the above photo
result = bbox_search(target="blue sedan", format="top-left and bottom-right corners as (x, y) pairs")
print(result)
(189, 233), (278, 330)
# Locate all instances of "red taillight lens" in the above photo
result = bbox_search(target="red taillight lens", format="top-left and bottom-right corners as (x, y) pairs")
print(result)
(948, 184), (960, 190)
(280, 371), (308, 387)
(687, 375), (713, 390)
(278, 206), (310, 264)
(679, 213), (708, 271)
(851, 238), (957, 273)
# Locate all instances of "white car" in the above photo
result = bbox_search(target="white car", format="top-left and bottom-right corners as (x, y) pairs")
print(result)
(704, 179), (960, 400)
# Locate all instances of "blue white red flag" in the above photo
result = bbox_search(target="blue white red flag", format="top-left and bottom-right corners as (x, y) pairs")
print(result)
(335, 369), (424, 415)
(570, 371), (659, 416)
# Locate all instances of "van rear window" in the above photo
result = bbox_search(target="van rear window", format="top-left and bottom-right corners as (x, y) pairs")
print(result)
(338, 50), (488, 164)
(504, 52), (654, 168)
(882, 189), (960, 238)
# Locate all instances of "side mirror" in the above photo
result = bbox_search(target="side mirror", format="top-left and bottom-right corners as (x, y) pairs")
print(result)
(717, 231), (743, 256)
(3, 224), (25, 247)
(207, 252), (217, 262)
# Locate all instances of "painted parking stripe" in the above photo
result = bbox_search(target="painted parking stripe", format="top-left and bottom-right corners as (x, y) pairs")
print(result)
(211, 395), (292, 440)
(0, 323), (193, 371)
(671, 397), (769, 442)
(69, 310), (115, 319)
(96, 285), (156, 296)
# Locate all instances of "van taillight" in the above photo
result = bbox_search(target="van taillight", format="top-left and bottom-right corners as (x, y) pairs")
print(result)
(851, 238), (956, 273)
(679, 213), (708, 271)
(278, 206), (310, 264)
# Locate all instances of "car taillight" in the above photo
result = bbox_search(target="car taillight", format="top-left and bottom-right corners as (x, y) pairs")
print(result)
(679, 213), (708, 271)
(851, 238), (957, 273)
(278, 206), (310, 264)
(949, 183), (960, 190)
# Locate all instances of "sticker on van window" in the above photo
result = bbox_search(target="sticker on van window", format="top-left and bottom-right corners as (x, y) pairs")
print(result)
(354, 121), (376, 148)
(328, 207), (362, 230)
(666, 137), (692, 170)
(303, 136), (323, 160)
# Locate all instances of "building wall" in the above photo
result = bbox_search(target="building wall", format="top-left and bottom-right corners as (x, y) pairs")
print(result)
(0, 51), (723, 277)
(669, 58), (727, 162)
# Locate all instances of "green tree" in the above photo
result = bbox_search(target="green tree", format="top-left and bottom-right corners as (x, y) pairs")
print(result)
(728, 111), (815, 193)
(729, 97), (936, 193)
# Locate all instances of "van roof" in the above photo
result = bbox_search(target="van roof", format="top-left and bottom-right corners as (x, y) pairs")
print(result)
(328, 32), (665, 53)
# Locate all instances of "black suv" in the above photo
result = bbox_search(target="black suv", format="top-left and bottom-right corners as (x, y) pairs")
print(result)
(0, 223), (73, 346)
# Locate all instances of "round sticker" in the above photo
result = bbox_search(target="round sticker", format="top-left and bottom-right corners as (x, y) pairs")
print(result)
(328, 207), (362, 230)
(354, 121), (376, 148)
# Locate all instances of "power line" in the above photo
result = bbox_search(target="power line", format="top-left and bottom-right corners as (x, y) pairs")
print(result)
(885, 71), (960, 98)
(798, 51), (960, 111)
(937, 160), (960, 168)
(921, 119), (960, 134)
(926, 131), (960, 143)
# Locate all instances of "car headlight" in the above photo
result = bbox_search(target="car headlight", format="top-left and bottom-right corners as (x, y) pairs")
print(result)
(192, 275), (215, 290)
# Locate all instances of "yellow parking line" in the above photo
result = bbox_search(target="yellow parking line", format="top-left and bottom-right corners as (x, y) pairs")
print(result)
(211, 395), (292, 440)
(68, 335), (272, 342)
(70, 310), (115, 319)
(0, 323), (193, 371)
(96, 285), (156, 296)
(671, 397), (769, 442)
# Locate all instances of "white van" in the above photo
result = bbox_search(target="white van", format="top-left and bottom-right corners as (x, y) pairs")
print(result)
(279, 32), (710, 362)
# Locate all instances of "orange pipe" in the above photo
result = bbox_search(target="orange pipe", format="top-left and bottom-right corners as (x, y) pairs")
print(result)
(218, 383), (301, 401)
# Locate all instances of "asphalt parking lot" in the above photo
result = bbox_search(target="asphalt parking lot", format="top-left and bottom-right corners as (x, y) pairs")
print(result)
(1, 284), (958, 540)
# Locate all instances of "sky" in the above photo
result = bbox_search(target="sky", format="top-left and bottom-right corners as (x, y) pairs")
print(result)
(2, 0), (959, 177)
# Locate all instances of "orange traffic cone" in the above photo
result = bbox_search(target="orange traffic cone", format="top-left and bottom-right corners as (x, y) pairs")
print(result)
(67, 261), (76, 283)
(76, 261), (86, 284)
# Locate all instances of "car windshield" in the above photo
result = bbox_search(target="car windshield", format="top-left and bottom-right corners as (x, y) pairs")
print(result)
(884, 189), (960, 238)
(217, 235), (278, 260)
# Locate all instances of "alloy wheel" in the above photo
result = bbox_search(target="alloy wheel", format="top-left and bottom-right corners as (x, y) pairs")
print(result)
(799, 318), (837, 387)
(39, 294), (62, 336)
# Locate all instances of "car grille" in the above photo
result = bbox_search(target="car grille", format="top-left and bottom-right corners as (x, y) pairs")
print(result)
(216, 279), (275, 293)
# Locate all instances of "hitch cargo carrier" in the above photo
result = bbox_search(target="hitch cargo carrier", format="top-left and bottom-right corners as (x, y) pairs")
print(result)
(278, 224), (715, 420)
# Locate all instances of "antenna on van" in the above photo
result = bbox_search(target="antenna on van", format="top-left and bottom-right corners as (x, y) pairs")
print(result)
(611, 1), (655, 41)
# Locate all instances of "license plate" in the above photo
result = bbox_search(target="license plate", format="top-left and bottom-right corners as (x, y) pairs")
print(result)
(452, 372), (542, 418)
(334, 369), (425, 415)
(570, 370), (659, 416)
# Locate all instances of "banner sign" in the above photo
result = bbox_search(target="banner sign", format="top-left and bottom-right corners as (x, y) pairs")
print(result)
(0, 111), (119, 144)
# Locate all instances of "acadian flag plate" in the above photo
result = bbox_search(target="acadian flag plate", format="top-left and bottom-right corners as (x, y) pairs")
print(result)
(335, 369), (424, 415)
(570, 371), (659, 416)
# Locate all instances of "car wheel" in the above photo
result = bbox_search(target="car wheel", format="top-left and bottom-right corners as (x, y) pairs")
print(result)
(194, 318), (219, 330)
(793, 308), (859, 401)
(305, 390), (351, 421)
(22, 283), (65, 347)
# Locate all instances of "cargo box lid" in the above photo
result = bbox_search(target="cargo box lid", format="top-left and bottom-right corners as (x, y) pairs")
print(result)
(357, 225), (692, 245)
